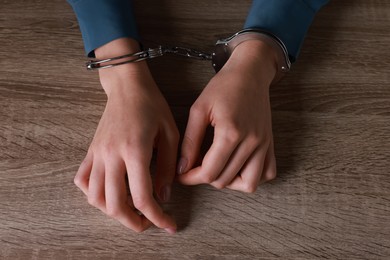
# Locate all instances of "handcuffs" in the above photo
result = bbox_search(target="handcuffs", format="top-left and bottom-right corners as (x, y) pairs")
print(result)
(86, 29), (291, 80)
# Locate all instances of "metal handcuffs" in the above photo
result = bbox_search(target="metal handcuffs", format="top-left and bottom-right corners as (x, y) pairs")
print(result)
(86, 29), (291, 78)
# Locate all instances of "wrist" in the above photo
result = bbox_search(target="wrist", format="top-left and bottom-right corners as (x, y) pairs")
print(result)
(95, 37), (141, 60)
(224, 40), (278, 86)
(95, 38), (157, 97)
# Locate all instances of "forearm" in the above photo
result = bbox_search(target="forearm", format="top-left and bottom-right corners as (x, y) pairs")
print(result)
(67, 0), (139, 57)
(244, 0), (329, 62)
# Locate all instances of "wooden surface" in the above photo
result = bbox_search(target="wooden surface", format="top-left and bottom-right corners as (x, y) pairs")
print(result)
(1, 0), (389, 259)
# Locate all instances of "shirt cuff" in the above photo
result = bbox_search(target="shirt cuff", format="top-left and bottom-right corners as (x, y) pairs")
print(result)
(244, 0), (329, 62)
(67, 0), (139, 57)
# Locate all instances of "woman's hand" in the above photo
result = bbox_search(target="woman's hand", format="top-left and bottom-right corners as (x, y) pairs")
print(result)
(74, 38), (178, 233)
(177, 40), (278, 193)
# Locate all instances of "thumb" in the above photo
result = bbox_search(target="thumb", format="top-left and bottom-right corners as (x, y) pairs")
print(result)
(178, 104), (209, 175)
(155, 126), (179, 203)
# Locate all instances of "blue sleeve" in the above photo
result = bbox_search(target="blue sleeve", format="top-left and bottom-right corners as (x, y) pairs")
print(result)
(244, 0), (329, 62)
(67, 0), (139, 57)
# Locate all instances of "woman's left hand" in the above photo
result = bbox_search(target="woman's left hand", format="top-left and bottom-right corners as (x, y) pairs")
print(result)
(177, 40), (279, 193)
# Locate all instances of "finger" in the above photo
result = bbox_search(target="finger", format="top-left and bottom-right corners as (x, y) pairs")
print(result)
(127, 194), (134, 208)
(227, 145), (268, 193)
(74, 151), (93, 196)
(155, 126), (179, 203)
(178, 124), (241, 185)
(178, 103), (208, 174)
(87, 159), (106, 213)
(211, 139), (258, 189)
(105, 159), (151, 232)
(125, 145), (177, 232)
(260, 140), (277, 184)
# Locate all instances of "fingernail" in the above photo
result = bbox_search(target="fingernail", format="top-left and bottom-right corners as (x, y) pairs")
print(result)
(159, 185), (171, 203)
(165, 227), (176, 234)
(177, 157), (188, 174)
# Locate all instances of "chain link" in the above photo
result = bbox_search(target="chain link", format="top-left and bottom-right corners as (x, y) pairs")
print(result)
(163, 46), (212, 60)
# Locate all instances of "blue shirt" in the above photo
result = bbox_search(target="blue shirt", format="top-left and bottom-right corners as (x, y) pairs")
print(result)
(67, 0), (328, 62)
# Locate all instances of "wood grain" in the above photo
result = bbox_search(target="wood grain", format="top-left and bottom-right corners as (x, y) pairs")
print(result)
(1, 0), (389, 259)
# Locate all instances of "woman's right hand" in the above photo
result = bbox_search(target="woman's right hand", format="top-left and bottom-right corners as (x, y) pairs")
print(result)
(74, 38), (178, 234)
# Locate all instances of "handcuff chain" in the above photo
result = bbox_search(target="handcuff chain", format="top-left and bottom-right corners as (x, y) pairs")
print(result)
(162, 46), (212, 60)
(87, 45), (211, 70)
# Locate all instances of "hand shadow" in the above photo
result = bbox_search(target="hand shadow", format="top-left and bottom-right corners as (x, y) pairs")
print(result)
(133, 0), (216, 231)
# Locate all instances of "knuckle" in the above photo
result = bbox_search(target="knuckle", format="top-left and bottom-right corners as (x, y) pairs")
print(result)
(201, 174), (217, 184)
(86, 147), (95, 156)
(123, 137), (142, 149)
(189, 102), (204, 117)
(242, 182), (258, 194)
(122, 142), (144, 161)
(132, 225), (145, 233)
(265, 169), (277, 181)
(87, 196), (102, 207)
(73, 175), (82, 187)
(132, 195), (150, 211)
(212, 181), (226, 190)
(223, 126), (241, 144)
(101, 142), (116, 158)
(122, 144), (135, 159)
(247, 132), (262, 146)
(106, 204), (121, 218)
(80, 155), (91, 166)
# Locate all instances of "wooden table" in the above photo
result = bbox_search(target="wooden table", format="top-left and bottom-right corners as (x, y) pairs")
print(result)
(1, 0), (389, 259)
